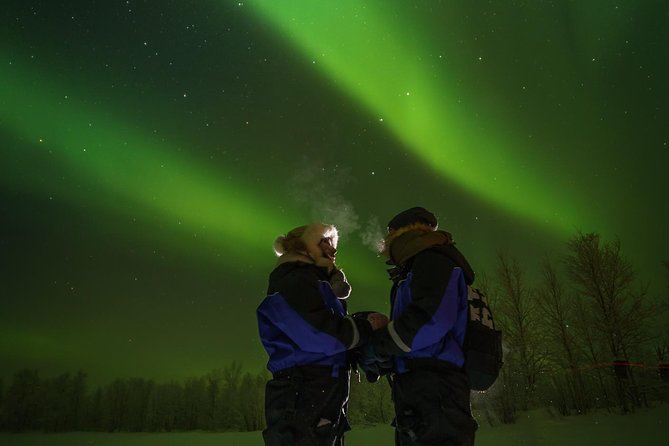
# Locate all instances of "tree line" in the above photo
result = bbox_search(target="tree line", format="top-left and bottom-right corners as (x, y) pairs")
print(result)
(0, 232), (667, 432)
(0, 363), (268, 433)
(0, 363), (393, 433)
(476, 232), (669, 424)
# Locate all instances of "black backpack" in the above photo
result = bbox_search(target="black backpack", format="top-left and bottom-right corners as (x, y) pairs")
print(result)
(464, 286), (503, 391)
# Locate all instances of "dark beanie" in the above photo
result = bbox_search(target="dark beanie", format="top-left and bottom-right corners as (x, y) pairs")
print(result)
(387, 207), (438, 231)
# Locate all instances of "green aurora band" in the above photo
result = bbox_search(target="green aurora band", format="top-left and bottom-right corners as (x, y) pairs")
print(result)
(0, 61), (381, 282)
(247, 0), (597, 236)
(0, 62), (294, 261)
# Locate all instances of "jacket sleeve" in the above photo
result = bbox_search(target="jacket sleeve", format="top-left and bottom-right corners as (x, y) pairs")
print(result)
(276, 268), (372, 352)
(374, 249), (460, 356)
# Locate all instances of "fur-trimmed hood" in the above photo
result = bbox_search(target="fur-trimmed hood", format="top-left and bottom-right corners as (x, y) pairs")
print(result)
(271, 223), (351, 298)
(273, 223), (340, 276)
(384, 227), (475, 285)
(273, 223), (338, 258)
(385, 227), (453, 265)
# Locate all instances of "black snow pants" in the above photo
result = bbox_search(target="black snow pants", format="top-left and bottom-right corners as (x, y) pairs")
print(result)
(262, 365), (351, 446)
(392, 359), (478, 446)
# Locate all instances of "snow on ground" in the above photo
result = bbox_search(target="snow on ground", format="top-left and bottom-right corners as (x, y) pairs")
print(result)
(0, 404), (666, 446)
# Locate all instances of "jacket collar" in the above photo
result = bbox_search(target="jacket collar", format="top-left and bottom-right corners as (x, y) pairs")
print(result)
(387, 230), (453, 265)
(277, 251), (314, 266)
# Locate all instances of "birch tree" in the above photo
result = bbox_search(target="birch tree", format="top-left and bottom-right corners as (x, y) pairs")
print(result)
(537, 260), (590, 414)
(494, 251), (545, 411)
(563, 233), (653, 412)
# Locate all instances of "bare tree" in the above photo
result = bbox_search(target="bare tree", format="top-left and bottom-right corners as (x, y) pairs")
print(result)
(238, 372), (265, 431)
(570, 295), (615, 410)
(220, 362), (244, 430)
(124, 378), (154, 431)
(145, 381), (184, 431)
(494, 251), (545, 411)
(84, 387), (103, 430)
(204, 370), (222, 430)
(182, 377), (206, 430)
(70, 370), (87, 430)
(658, 260), (669, 336)
(537, 259), (590, 414)
(1, 369), (42, 431)
(103, 379), (129, 431)
(563, 233), (654, 412)
(42, 373), (74, 432)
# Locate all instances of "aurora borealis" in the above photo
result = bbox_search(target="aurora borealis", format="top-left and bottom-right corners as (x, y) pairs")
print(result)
(1, 1), (668, 384)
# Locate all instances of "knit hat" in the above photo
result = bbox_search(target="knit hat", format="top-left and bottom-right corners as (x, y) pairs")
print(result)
(387, 207), (438, 232)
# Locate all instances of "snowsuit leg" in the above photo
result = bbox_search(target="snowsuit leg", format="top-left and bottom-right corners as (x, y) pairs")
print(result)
(391, 361), (477, 446)
(263, 366), (350, 446)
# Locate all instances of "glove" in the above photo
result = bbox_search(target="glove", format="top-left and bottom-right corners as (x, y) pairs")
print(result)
(350, 311), (393, 381)
(356, 341), (393, 383)
(351, 310), (376, 321)
(351, 311), (389, 331)
(329, 268), (351, 298)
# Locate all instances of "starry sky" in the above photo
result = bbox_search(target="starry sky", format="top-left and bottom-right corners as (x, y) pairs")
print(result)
(1, 0), (668, 385)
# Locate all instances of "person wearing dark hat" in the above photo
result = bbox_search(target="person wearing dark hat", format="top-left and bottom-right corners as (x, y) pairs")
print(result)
(257, 223), (388, 446)
(368, 207), (478, 446)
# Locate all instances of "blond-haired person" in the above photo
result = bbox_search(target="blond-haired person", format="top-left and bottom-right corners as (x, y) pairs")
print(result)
(257, 223), (386, 446)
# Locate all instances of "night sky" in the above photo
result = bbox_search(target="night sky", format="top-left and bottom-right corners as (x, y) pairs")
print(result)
(1, 0), (668, 385)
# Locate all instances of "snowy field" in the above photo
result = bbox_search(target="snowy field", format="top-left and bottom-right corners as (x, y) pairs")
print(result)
(1, 404), (666, 446)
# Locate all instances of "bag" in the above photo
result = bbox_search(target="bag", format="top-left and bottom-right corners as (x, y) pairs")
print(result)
(463, 286), (503, 391)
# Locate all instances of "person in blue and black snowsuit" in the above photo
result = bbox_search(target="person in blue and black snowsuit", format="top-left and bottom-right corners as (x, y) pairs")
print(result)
(364, 207), (479, 446)
(257, 223), (387, 446)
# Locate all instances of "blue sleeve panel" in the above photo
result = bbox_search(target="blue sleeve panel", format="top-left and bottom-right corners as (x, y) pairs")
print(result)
(257, 276), (357, 374)
(389, 250), (469, 369)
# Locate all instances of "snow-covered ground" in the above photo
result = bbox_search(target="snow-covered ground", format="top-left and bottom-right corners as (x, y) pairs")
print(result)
(1, 404), (666, 445)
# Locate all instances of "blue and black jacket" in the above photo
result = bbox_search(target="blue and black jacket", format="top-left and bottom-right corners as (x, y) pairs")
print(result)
(374, 230), (475, 373)
(257, 260), (372, 376)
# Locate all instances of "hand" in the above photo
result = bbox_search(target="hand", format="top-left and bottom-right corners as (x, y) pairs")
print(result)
(367, 312), (389, 331)
(329, 268), (351, 298)
(351, 311), (383, 329)
(319, 238), (337, 261)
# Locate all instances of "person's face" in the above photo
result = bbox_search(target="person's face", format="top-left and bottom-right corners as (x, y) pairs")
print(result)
(319, 238), (337, 261)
